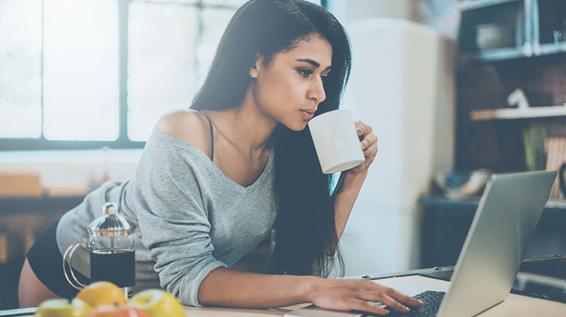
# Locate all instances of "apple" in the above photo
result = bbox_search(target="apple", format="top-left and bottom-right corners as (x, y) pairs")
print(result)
(76, 282), (127, 308)
(129, 289), (185, 317)
(87, 305), (149, 317)
(35, 298), (92, 317)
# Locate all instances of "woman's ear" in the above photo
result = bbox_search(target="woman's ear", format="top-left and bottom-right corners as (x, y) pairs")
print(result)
(249, 55), (264, 79)
(249, 67), (258, 78)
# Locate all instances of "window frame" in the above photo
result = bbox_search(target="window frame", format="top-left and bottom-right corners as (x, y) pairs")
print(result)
(0, 0), (326, 151)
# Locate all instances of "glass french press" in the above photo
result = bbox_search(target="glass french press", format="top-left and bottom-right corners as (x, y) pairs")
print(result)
(63, 202), (136, 295)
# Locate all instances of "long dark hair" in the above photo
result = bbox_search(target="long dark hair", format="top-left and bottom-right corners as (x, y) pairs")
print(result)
(191, 0), (351, 277)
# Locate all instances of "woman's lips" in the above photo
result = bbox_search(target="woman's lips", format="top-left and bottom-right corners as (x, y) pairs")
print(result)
(300, 110), (315, 120)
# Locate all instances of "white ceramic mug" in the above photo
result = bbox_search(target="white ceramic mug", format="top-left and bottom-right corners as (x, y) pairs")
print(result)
(308, 109), (365, 174)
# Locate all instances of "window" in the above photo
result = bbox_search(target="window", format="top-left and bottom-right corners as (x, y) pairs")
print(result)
(0, 0), (323, 150)
(0, 0), (246, 150)
(0, 0), (43, 139)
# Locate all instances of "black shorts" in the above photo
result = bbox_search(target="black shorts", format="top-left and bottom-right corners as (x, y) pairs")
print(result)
(26, 219), (90, 299)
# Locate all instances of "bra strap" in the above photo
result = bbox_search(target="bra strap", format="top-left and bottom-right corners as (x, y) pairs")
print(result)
(200, 111), (215, 161)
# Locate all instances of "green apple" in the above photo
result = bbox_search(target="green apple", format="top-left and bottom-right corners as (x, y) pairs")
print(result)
(35, 298), (92, 317)
(129, 289), (185, 317)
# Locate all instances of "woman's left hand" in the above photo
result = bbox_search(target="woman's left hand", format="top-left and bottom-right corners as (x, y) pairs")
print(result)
(348, 121), (378, 175)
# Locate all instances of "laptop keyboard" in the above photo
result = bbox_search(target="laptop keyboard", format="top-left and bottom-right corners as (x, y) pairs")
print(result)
(383, 291), (446, 317)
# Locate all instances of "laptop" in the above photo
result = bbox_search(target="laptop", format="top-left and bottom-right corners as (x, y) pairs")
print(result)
(383, 170), (557, 317)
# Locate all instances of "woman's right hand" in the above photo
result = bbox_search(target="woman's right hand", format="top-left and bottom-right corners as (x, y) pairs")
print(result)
(308, 278), (423, 315)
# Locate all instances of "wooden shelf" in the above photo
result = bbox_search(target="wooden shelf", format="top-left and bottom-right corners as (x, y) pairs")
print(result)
(460, 0), (519, 11)
(535, 42), (566, 55)
(461, 46), (531, 63)
(470, 105), (566, 121)
(0, 195), (84, 214)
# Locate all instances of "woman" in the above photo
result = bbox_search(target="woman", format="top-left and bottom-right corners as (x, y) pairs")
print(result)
(19, 0), (421, 314)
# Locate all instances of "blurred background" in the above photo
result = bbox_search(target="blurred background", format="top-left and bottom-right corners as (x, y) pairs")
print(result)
(1, 0), (566, 309)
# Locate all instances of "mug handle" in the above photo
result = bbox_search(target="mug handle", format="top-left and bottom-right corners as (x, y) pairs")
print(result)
(62, 240), (89, 290)
(560, 163), (566, 199)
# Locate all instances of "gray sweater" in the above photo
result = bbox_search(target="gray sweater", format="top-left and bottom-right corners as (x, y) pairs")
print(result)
(56, 128), (277, 306)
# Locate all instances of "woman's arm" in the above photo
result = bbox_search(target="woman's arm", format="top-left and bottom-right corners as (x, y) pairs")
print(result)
(198, 267), (421, 315)
(333, 121), (378, 238)
(334, 170), (367, 238)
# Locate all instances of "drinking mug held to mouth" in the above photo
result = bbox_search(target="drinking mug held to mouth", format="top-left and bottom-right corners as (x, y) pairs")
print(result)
(308, 109), (365, 174)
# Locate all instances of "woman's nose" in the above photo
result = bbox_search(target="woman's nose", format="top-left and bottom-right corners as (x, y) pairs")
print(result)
(308, 76), (326, 104)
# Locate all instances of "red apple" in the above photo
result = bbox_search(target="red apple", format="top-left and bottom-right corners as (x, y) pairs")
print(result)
(87, 305), (149, 317)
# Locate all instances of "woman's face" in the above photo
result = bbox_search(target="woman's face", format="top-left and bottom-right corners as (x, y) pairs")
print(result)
(251, 33), (332, 131)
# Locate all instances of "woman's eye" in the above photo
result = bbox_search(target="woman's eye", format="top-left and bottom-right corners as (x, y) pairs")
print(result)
(297, 68), (312, 78)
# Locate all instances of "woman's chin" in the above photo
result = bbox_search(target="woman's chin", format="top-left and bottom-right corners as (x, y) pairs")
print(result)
(278, 121), (306, 132)
(292, 122), (309, 132)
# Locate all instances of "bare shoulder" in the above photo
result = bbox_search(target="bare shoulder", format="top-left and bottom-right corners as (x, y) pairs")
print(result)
(156, 109), (212, 157)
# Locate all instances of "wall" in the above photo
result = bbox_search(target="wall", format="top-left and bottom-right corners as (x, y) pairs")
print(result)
(329, 0), (419, 23)
(327, 0), (460, 275)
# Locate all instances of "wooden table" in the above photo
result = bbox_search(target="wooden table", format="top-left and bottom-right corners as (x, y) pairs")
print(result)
(3, 274), (565, 317)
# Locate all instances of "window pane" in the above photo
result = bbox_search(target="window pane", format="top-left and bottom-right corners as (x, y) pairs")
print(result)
(198, 8), (235, 82)
(202, 0), (247, 7)
(0, 0), (42, 138)
(203, 0), (319, 7)
(133, 0), (198, 5)
(128, 2), (198, 141)
(43, 0), (119, 141)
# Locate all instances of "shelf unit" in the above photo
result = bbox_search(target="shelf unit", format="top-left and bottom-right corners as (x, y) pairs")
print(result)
(455, 0), (566, 173)
(421, 196), (566, 268)
(470, 105), (566, 121)
(459, 0), (566, 63)
(459, 0), (532, 63)
(0, 195), (83, 309)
